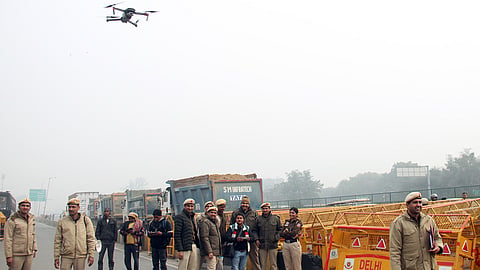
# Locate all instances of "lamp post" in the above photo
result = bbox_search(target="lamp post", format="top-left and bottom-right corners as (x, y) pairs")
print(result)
(43, 177), (55, 216)
(426, 165), (431, 196)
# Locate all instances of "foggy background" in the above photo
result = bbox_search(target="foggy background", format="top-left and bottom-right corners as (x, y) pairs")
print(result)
(1, 0), (480, 213)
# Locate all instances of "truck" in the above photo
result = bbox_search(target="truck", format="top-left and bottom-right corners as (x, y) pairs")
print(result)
(126, 188), (170, 220)
(167, 173), (263, 215)
(0, 191), (16, 219)
(87, 197), (102, 224)
(99, 192), (127, 224)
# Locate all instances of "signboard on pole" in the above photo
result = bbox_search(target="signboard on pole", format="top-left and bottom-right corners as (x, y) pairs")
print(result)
(396, 165), (432, 196)
(396, 167), (428, 177)
(29, 189), (47, 202)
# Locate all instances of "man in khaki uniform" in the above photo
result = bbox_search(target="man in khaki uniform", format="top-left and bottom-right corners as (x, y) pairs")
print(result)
(390, 192), (443, 270)
(280, 207), (302, 270)
(195, 201), (214, 224)
(199, 207), (222, 270)
(215, 199), (227, 270)
(4, 198), (37, 270)
(252, 202), (282, 270)
(197, 201), (214, 270)
(174, 198), (201, 270)
(54, 198), (96, 270)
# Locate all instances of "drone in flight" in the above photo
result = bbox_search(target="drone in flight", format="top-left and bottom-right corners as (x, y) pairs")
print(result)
(105, 3), (158, 27)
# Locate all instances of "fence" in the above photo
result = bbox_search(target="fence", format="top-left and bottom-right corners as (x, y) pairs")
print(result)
(269, 184), (480, 209)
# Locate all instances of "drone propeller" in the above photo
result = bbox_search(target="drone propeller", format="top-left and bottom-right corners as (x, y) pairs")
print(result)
(104, 2), (123, 8)
(144, 11), (158, 21)
(106, 16), (120, 18)
(105, 2), (124, 15)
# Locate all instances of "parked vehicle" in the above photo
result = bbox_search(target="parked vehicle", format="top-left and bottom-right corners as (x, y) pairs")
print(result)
(99, 192), (127, 224)
(0, 191), (16, 218)
(127, 189), (169, 219)
(167, 173), (263, 215)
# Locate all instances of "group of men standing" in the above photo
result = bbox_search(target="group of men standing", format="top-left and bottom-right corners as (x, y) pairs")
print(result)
(3, 197), (100, 270)
(173, 196), (303, 270)
(3, 197), (172, 270)
(3, 190), (448, 270)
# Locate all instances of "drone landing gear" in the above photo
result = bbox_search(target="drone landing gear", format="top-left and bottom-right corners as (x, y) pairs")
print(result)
(105, 18), (138, 27)
(106, 17), (122, 22)
(128, 20), (140, 27)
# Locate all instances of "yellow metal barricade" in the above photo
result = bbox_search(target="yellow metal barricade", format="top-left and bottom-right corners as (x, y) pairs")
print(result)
(165, 215), (175, 258)
(297, 201), (408, 264)
(0, 212), (5, 240)
(443, 202), (480, 269)
(325, 212), (476, 270)
(192, 198), (480, 269)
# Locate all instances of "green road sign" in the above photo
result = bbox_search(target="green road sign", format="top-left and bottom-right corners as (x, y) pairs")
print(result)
(29, 189), (46, 201)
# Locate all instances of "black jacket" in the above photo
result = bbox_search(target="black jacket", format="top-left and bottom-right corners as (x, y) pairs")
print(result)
(174, 209), (199, 251)
(226, 223), (251, 252)
(148, 218), (173, 249)
(95, 217), (117, 243)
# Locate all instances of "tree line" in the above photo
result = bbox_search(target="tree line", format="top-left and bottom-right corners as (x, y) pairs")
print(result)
(264, 149), (480, 201)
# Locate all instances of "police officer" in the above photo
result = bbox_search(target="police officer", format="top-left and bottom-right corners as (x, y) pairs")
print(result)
(215, 199), (227, 270)
(174, 198), (201, 270)
(199, 207), (222, 270)
(390, 192), (443, 270)
(4, 198), (37, 270)
(280, 207), (302, 270)
(252, 202), (282, 270)
(54, 198), (96, 270)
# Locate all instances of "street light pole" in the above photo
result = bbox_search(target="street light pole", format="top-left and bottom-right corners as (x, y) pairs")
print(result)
(43, 177), (55, 216)
(426, 165), (431, 196)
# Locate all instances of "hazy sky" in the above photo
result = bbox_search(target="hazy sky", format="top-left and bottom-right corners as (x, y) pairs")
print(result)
(2, 0), (480, 214)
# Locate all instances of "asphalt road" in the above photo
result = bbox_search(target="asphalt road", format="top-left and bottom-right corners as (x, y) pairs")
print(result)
(0, 222), (182, 270)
